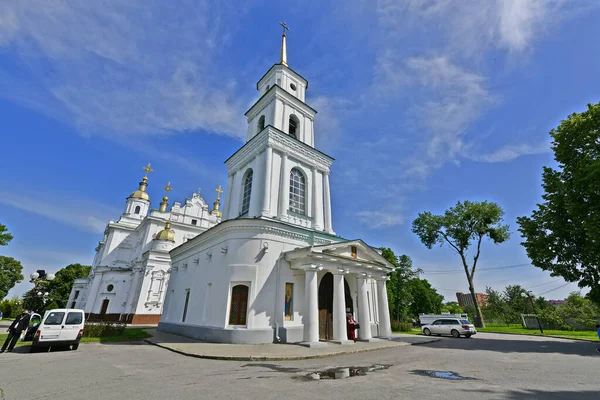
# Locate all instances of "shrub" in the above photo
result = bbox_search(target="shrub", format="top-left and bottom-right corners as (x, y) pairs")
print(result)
(391, 320), (413, 332)
(83, 322), (126, 338)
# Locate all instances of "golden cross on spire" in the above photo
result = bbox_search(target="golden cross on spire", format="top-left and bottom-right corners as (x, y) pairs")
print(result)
(279, 21), (290, 34)
(142, 163), (153, 177)
(215, 185), (223, 198)
(163, 182), (173, 195)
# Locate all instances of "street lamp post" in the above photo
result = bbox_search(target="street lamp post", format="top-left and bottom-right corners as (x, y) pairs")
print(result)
(521, 290), (544, 334)
(30, 270), (55, 307)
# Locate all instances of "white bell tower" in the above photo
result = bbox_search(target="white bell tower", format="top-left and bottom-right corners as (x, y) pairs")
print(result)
(221, 25), (335, 235)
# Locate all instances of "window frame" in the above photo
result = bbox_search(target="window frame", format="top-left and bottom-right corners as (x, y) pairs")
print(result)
(134, 205), (141, 214)
(257, 115), (265, 132)
(288, 168), (306, 215)
(228, 284), (249, 326)
(288, 114), (299, 139)
(241, 169), (253, 216)
(44, 312), (65, 326)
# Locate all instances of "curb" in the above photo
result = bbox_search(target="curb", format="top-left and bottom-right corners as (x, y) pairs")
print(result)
(477, 331), (597, 343)
(142, 339), (429, 361)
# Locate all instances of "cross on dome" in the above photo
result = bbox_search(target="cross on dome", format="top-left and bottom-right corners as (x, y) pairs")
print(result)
(142, 163), (153, 178)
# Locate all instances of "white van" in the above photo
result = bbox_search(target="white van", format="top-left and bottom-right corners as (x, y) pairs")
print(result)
(30, 309), (85, 352)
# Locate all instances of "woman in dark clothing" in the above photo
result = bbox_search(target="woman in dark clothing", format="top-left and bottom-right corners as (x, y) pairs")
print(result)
(347, 314), (357, 342)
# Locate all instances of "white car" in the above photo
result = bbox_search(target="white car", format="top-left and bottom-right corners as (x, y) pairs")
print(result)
(29, 309), (85, 351)
(421, 318), (477, 338)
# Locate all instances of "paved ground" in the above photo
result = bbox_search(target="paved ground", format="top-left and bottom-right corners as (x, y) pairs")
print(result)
(145, 329), (435, 360)
(0, 332), (598, 400)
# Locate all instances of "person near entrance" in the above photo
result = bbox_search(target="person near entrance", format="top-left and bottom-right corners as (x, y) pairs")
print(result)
(1, 309), (30, 353)
(347, 314), (358, 342)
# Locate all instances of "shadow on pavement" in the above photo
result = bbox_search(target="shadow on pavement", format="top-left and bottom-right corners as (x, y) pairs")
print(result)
(421, 335), (600, 357)
(463, 388), (599, 399)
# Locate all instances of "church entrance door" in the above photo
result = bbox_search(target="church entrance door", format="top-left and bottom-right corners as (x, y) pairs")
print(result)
(100, 299), (109, 317)
(318, 273), (353, 340)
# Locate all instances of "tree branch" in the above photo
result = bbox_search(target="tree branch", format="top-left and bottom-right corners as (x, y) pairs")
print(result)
(439, 230), (461, 254)
(471, 233), (483, 277)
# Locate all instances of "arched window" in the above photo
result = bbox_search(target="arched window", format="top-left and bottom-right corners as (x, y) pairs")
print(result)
(134, 205), (141, 214)
(288, 115), (299, 139)
(289, 168), (306, 215)
(241, 169), (253, 215)
(257, 115), (265, 132)
(228, 285), (249, 325)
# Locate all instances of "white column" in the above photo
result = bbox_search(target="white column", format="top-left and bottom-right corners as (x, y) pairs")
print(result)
(85, 273), (103, 315)
(66, 289), (76, 309)
(357, 276), (372, 340)
(223, 172), (234, 220)
(312, 167), (323, 230)
(303, 269), (319, 343)
(262, 146), (273, 216)
(278, 152), (289, 219)
(332, 272), (348, 342)
(125, 268), (144, 318)
(323, 171), (333, 233)
(377, 279), (392, 337)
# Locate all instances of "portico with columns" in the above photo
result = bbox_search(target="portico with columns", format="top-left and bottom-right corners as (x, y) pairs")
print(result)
(284, 240), (394, 346)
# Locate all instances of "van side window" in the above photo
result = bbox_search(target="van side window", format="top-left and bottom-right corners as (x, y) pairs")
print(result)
(44, 312), (65, 325)
(432, 320), (442, 325)
(65, 312), (83, 325)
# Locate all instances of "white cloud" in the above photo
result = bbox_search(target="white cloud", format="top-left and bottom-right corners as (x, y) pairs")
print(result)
(465, 139), (551, 163)
(356, 210), (405, 228)
(0, 191), (118, 233)
(0, 1), (247, 139)
(377, 0), (571, 56)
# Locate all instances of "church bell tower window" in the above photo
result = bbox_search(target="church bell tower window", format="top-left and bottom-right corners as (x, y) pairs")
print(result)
(288, 115), (299, 139)
(134, 205), (141, 214)
(241, 169), (253, 216)
(289, 168), (306, 215)
(257, 115), (265, 132)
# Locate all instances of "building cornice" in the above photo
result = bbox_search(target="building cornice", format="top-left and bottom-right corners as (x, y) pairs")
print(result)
(256, 63), (309, 90)
(245, 84), (316, 118)
(170, 218), (344, 259)
(225, 126), (334, 173)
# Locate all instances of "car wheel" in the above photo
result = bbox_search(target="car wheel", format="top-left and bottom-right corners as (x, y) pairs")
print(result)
(72, 344), (79, 350)
(423, 328), (431, 336)
(451, 329), (460, 338)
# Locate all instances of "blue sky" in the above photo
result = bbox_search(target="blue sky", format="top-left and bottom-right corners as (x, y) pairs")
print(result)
(1, 1), (599, 302)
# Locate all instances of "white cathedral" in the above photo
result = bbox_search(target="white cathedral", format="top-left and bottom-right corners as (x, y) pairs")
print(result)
(66, 171), (223, 324)
(69, 31), (394, 345)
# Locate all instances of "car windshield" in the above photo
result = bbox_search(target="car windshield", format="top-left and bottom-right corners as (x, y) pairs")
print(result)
(460, 320), (472, 325)
(44, 312), (65, 325)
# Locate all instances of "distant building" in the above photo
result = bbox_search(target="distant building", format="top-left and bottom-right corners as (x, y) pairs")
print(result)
(547, 299), (567, 306)
(456, 292), (488, 308)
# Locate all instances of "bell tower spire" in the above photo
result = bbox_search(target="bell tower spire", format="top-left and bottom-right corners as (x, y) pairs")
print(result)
(279, 22), (289, 67)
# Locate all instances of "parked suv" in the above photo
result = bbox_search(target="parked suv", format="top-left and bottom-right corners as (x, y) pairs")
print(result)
(421, 318), (477, 338)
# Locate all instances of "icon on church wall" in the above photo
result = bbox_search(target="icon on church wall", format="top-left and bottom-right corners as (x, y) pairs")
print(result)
(284, 282), (294, 321)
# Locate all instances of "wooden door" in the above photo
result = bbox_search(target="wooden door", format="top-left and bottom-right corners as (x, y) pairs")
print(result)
(100, 299), (109, 316)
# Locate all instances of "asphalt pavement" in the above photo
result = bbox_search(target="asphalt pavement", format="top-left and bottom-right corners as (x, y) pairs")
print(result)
(0, 332), (598, 400)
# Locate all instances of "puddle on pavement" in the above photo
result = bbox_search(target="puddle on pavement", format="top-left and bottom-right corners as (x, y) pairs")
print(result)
(297, 364), (392, 380)
(412, 370), (474, 381)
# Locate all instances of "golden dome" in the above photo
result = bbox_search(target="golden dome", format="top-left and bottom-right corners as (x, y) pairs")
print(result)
(129, 176), (150, 201)
(155, 221), (175, 242)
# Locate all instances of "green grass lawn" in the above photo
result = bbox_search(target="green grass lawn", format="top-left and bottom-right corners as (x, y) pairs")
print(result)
(394, 324), (598, 342)
(0, 327), (151, 348)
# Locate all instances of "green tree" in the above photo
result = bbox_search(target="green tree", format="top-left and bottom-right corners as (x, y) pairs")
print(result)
(44, 263), (91, 307)
(407, 278), (444, 317)
(517, 102), (600, 304)
(0, 256), (24, 301)
(441, 301), (463, 314)
(381, 248), (421, 321)
(412, 201), (510, 327)
(482, 287), (511, 325)
(0, 223), (13, 246)
(0, 295), (23, 318)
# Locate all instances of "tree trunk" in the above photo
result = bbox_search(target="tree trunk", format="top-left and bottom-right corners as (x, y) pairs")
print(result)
(468, 277), (485, 328)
